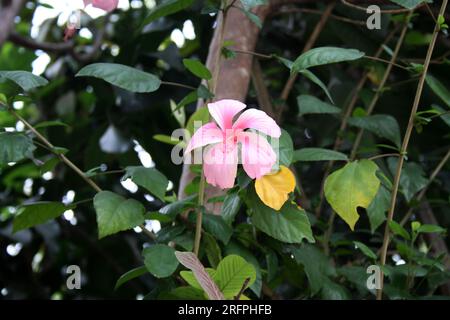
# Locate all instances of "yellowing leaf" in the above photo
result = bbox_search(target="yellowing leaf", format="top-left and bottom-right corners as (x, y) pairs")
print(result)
(324, 160), (380, 230)
(255, 165), (296, 211)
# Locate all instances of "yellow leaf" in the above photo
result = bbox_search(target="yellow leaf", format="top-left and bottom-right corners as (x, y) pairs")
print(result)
(255, 166), (296, 211)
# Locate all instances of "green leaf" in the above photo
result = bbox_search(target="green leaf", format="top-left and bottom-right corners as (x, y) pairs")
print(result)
(417, 224), (446, 234)
(35, 121), (69, 129)
(367, 185), (390, 233)
(153, 134), (185, 147)
(265, 250), (278, 283)
(0, 71), (48, 91)
(297, 95), (340, 116)
(389, 220), (411, 240)
(175, 251), (225, 300)
(389, 0), (431, 10)
(320, 279), (350, 300)
(160, 287), (206, 300)
(186, 107), (210, 136)
(143, 244), (179, 278)
(93, 191), (145, 239)
(293, 148), (348, 162)
(241, 0), (268, 9)
(197, 84), (214, 100)
(177, 91), (198, 110)
(291, 47), (365, 73)
(159, 195), (197, 219)
(426, 75), (450, 108)
(388, 159), (428, 203)
(143, 0), (194, 25)
(76, 63), (161, 93)
(203, 232), (222, 268)
(183, 59), (212, 80)
(291, 245), (336, 295)
(224, 241), (262, 297)
(13, 202), (74, 232)
(275, 129), (294, 167)
(123, 166), (169, 201)
(221, 192), (242, 225)
(200, 212), (233, 245)
(114, 266), (148, 290)
(170, 99), (186, 127)
(249, 190), (314, 243)
(348, 115), (402, 148)
(173, 232), (194, 251)
(239, 8), (262, 28)
(353, 241), (377, 260)
(273, 55), (293, 69)
(299, 70), (334, 103)
(0, 132), (36, 165)
(214, 255), (256, 299)
(324, 160), (380, 230)
(180, 268), (216, 290)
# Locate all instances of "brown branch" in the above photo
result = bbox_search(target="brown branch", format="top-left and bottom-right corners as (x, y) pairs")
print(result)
(0, 0), (25, 48)
(252, 59), (277, 119)
(8, 32), (75, 52)
(7, 14), (110, 63)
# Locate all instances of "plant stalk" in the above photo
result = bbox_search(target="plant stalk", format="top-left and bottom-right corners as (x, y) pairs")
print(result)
(377, 0), (448, 300)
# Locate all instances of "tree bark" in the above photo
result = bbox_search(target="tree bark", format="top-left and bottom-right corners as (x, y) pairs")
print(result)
(0, 0), (25, 48)
(177, 2), (276, 213)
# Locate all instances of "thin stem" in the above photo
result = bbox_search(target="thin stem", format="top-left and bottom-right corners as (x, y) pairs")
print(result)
(350, 13), (412, 160)
(194, 175), (206, 256)
(363, 56), (410, 71)
(234, 277), (251, 300)
(160, 81), (197, 90)
(377, 0), (448, 300)
(368, 153), (401, 161)
(400, 148), (450, 226)
(72, 198), (93, 206)
(193, 0), (229, 256)
(323, 212), (336, 256)
(91, 169), (125, 177)
(232, 49), (272, 59)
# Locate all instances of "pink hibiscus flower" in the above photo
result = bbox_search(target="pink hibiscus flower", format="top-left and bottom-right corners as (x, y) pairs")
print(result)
(185, 99), (281, 189)
(83, 0), (119, 12)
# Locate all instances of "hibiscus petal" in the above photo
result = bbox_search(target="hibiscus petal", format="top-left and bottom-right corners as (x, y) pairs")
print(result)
(208, 99), (246, 131)
(83, 0), (93, 6)
(233, 109), (281, 138)
(92, 0), (119, 12)
(203, 142), (238, 189)
(185, 122), (223, 154)
(238, 132), (277, 179)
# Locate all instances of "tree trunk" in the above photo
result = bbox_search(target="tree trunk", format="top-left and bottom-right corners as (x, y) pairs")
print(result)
(0, 0), (25, 48)
(177, 2), (276, 214)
